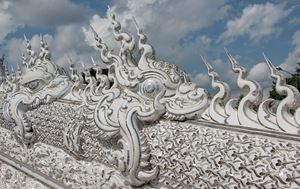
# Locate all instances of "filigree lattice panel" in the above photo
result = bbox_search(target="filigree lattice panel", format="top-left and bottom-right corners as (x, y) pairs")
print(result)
(0, 126), (130, 189)
(144, 121), (300, 189)
(0, 159), (49, 189)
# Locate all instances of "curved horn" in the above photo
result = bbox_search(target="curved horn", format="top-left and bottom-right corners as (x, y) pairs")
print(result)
(90, 25), (113, 65)
(132, 16), (155, 70)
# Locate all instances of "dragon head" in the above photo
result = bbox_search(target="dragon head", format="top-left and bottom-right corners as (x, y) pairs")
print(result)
(84, 12), (209, 186)
(90, 12), (208, 124)
(81, 12), (209, 186)
(3, 36), (72, 144)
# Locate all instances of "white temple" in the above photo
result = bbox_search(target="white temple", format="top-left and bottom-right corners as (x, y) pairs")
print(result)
(0, 10), (300, 189)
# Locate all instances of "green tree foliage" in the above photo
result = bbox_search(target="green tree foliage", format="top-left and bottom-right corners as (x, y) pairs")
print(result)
(269, 62), (300, 100)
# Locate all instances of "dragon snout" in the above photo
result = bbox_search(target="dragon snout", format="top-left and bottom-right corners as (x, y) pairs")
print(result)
(161, 83), (209, 121)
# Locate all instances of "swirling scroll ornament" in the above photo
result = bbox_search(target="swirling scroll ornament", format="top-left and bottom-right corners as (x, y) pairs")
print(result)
(81, 11), (208, 186)
(201, 55), (230, 124)
(263, 54), (300, 134)
(225, 49), (264, 129)
(2, 37), (72, 144)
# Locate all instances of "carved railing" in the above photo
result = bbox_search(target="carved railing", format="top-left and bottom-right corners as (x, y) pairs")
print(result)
(0, 9), (300, 189)
(201, 50), (300, 135)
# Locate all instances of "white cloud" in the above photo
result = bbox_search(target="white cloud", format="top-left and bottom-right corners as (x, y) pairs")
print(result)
(0, 0), (99, 70)
(292, 30), (300, 47)
(4, 38), (24, 66)
(248, 62), (273, 89)
(193, 59), (274, 99)
(83, 0), (230, 67)
(193, 73), (210, 89)
(8, 0), (89, 27)
(281, 29), (300, 72)
(43, 24), (100, 70)
(0, 0), (89, 44)
(1, 0), (231, 75)
(191, 57), (240, 96)
(0, 1), (20, 42)
(219, 3), (291, 43)
(83, 14), (119, 53)
(4, 22), (100, 73)
(198, 35), (212, 47)
(289, 17), (300, 26)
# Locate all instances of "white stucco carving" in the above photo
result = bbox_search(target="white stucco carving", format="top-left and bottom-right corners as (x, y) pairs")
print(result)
(225, 48), (264, 129)
(0, 9), (300, 189)
(200, 50), (300, 135)
(201, 55), (230, 124)
(263, 54), (300, 133)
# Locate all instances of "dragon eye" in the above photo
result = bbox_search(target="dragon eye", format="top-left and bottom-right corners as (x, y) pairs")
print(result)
(27, 81), (39, 90)
(141, 78), (163, 98)
(24, 80), (43, 91)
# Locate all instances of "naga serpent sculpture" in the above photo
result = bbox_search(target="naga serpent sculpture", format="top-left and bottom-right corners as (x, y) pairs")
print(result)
(1, 11), (208, 186)
(1, 9), (300, 188)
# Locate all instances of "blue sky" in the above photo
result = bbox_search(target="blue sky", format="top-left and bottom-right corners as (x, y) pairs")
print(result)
(0, 0), (299, 96)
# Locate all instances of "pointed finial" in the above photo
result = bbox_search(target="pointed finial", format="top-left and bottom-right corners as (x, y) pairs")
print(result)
(224, 47), (238, 65)
(90, 25), (100, 39)
(17, 63), (21, 70)
(17, 63), (22, 77)
(262, 52), (275, 70)
(91, 56), (97, 67)
(4, 62), (9, 76)
(262, 52), (268, 61)
(0, 54), (4, 64)
(132, 16), (140, 31)
(81, 61), (86, 71)
(200, 54), (209, 66)
(200, 53), (214, 72)
(224, 47), (236, 62)
(23, 34), (28, 42)
(67, 55), (73, 66)
(4, 62), (7, 71)
(5, 63), (10, 80)
(11, 65), (15, 73)
(224, 47), (231, 59)
(262, 52), (270, 65)
(40, 34), (44, 44)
